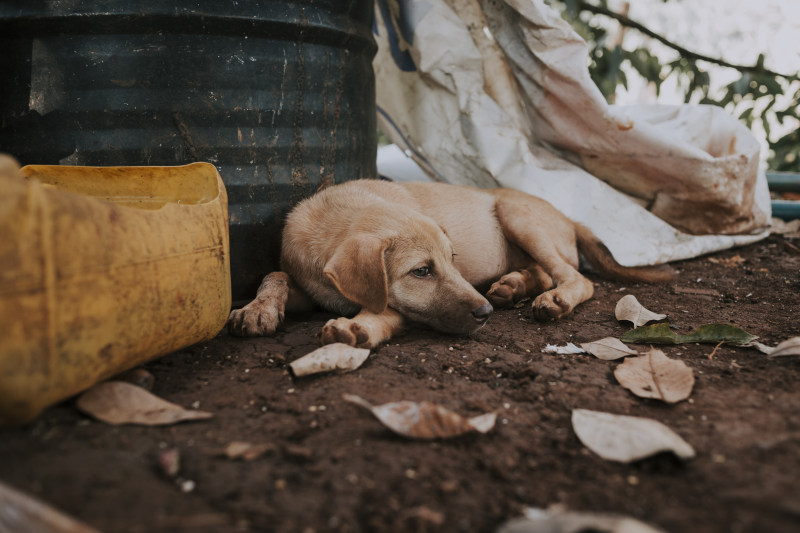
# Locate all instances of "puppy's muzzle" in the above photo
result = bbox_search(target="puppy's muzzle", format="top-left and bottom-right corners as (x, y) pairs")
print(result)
(471, 303), (493, 324)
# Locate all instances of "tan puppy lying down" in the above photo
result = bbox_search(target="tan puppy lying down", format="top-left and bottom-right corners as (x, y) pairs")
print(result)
(228, 179), (672, 348)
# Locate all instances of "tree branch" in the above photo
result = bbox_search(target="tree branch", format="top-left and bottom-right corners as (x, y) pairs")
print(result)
(576, 0), (794, 79)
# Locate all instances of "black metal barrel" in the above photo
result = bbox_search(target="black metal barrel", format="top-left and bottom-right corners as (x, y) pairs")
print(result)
(0, 1), (377, 301)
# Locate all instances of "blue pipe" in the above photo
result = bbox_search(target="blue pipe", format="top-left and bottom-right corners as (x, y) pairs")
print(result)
(766, 172), (800, 221)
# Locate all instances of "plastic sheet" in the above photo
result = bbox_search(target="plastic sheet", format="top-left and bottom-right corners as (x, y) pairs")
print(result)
(373, 0), (771, 266)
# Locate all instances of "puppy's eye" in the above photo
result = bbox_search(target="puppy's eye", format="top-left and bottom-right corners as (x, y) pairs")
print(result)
(411, 266), (431, 278)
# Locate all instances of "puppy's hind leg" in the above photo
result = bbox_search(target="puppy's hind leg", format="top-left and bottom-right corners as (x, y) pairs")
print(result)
(228, 272), (313, 336)
(493, 191), (594, 320)
(486, 264), (554, 308)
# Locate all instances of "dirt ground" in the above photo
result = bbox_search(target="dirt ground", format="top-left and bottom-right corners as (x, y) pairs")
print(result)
(1, 234), (799, 533)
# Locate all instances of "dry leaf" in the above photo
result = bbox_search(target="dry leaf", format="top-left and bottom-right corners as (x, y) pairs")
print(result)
(614, 348), (694, 403)
(750, 337), (800, 358)
(222, 441), (275, 461)
(0, 480), (102, 533)
(76, 381), (213, 426)
(343, 394), (496, 439)
(542, 343), (585, 355)
(289, 343), (370, 377)
(614, 295), (666, 327)
(498, 507), (666, 533)
(571, 409), (695, 463)
(580, 338), (640, 360)
(205, 441), (276, 461)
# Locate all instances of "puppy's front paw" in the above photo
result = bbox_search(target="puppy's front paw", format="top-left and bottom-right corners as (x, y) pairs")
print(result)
(532, 290), (572, 321)
(319, 317), (370, 348)
(227, 300), (283, 337)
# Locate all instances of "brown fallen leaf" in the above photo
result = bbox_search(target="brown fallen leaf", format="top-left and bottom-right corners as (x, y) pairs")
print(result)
(571, 409), (695, 463)
(750, 337), (800, 358)
(613, 348), (694, 404)
(0, 480), (101, 533)
(289, 343), (370, 377)
(76, 381), (213, 426)
(580, 338), (640, 361)
(343, 394), (496, 439)
(614, 295), (666, 327)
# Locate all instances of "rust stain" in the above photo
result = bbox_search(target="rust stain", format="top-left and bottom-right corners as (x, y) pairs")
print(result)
(110, 78), (136, 88)
(616, 119), (634, 131)
(172, 112), (199, 162)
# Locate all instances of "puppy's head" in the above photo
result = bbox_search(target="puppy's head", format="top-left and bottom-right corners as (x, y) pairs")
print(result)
(323, 210), (492, 334)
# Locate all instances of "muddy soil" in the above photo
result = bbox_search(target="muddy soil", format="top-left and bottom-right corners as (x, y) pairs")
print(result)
(1, 235), (799, 533)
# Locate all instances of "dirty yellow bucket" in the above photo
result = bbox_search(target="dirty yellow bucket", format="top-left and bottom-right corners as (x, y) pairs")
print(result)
(0, 161), (231, 426)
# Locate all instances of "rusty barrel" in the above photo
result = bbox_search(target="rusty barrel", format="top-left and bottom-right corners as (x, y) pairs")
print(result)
(0, 1), (377, 301)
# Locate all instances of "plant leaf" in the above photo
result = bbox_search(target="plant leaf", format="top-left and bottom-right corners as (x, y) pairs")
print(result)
(580, 337), (640, 360)
(571, 409), (695, 463)
(289, 343), (370, 377)
(615, 295), (667, 327)
(614, 349), (694, 403)
(343, 394), (496, 439)
(76, 381), (213, 426)
(621, 323), (757, 345)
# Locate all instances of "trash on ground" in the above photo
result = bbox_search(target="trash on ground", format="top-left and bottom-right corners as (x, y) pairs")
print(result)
(571, 409), (695, 463)
(580, 338), (640, 360)
(289, 343), (371, 378)
(615, 295), (667, 327)
(343, 394), (496, 439)
(76, 381), (213, 426)
(497, 506), (666, 533)
(622, 323), (757, 345)
(613, 349), (694, 403)
(542, 343), (585, 355)
(157, 448), (181, 478)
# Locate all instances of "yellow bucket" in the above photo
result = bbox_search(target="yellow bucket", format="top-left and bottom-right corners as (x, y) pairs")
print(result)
(0, 161), (231, 426)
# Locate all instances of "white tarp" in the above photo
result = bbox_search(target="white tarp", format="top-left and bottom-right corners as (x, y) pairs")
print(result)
(373, 0), (771, 266)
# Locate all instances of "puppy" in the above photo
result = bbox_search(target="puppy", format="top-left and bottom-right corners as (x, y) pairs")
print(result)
(228, 179), (672, 347)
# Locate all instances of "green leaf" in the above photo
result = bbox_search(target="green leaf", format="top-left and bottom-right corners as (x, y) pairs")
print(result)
(621, 323), (758, 345)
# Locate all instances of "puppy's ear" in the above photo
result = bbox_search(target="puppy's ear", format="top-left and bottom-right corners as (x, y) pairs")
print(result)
(323, 235), (389, 314)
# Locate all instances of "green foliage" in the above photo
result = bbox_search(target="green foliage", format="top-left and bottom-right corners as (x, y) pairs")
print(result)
(621, 323), (758, 345)
(548, 0), (800, 172)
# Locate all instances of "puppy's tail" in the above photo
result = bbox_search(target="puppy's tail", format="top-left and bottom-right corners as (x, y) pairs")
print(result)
(575, 224), (675, 283)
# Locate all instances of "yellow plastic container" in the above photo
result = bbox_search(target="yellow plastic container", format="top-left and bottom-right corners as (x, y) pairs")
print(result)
(0, 162), (231, 426)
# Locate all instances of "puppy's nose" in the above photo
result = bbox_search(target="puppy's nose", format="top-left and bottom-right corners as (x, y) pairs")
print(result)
(472, 303), (493, 321)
